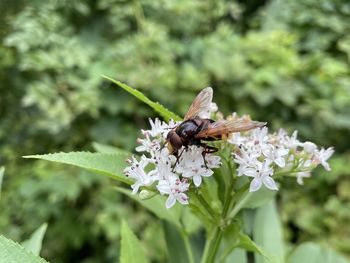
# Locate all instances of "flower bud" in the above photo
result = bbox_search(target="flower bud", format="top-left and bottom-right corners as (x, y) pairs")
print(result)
(139, 190), (156, 200)
(303, 141), (317, 154)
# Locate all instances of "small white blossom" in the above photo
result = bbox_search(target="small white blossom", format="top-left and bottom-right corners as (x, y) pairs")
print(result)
(205, 154), (221, 169)
(135, 132), (161, 153)
(280, 130), (301, 149)
(148, 118), (167, 137)
(313, 147), (334, 171)
(123, 156), (156, 194)
(157, 175), (189, 208)
(176, 146), (214, 187)
(262, 145), (289, 168)
(241, 160), (278, 192)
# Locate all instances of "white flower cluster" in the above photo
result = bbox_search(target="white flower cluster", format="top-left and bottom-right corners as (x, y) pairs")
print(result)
(229, 127), (334, 192)
(123, 118), (221, 209)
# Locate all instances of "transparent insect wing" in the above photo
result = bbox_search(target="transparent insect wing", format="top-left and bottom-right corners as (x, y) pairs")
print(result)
(183, 87), (213, 120)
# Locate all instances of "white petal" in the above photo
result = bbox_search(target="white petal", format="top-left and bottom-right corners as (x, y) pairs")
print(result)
(244, 168), (258, 177)
(166, 195), (177, 209)
(201, 169), (213, 177)
(193, 174), (202, 187)
(249, 178), (262, 192)
(135, 145), (146, 152)
(131, 182), (141, 195)
(262, 176), (278, 191)
(177, 193), (189, 205)
(275, 157), (285, 168)
(322, 162), (331, 171)
(157, 183), (171, 194)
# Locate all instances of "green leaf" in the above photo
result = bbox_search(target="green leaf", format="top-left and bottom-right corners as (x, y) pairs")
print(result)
(115, 187), (182, 228)
(23, 152), (133, 185)
(288, 242), (348, 263)
(0, 167), (4, 200)
(22, 223), (48, 256)
(0, 235), (48, 263)
(92, 142), (131, 155)
(163, 221), (190, 263)
(238, 233), (277, 263)
(242, 187), (277, 209)
(102, 75), (181, 121)
(225, 248), (247, 263)
(253, 200), (285, 263)
(120, 220), (149, 263)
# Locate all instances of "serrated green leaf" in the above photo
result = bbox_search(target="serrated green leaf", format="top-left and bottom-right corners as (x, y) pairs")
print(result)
(288, 242), (348, 263)
(115, 187), (181, 228)
(102, 75), (181, 121)
(23, 152), (133, 185)
(0, 235), (48, 263)
(253, 200), (285, 263)
(0, 167), (4, 200)
(163, 221), (190, 263)
(120, 220), (149, 263)
(22, 223), (48, 256)
(92, 142), (131, 155)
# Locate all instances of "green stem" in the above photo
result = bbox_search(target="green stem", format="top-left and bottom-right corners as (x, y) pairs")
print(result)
(227, 183), (250, 219)
(201, 227), (223, 263)
(222, 158), (235, 216)
(180, 230), (195, 263)
(201, 155), (237, 263)
(196, 191), (217, 220)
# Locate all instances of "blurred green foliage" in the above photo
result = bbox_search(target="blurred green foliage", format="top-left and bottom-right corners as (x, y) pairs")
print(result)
(0, 0), (349, 262)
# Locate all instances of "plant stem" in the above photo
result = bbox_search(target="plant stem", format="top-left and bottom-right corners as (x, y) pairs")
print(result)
(201, 227), (223, 263)
(201, 156), (236, 263)
(180, 230), (195, 263)
(196, 191), (217, 219)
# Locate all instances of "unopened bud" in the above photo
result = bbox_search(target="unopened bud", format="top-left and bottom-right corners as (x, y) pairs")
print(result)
(303, 141), (317, 154)
(139, 190), (156, 200)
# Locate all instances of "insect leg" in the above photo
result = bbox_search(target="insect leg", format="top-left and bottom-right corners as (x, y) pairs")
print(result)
(199, 143), (218, 169)
(172, 147), (186, 171)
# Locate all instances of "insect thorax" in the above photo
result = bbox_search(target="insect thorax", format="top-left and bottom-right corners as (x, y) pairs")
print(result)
(175, 120), (199, 139)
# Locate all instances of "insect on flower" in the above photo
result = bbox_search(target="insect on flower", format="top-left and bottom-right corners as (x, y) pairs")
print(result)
(166, 87), (266, 167)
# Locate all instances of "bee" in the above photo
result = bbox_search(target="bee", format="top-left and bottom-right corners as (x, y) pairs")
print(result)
(166, 87), (266, 167)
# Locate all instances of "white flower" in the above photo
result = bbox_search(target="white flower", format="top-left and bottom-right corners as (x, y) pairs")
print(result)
(157, 175), (189, 208)
(151, 148), (176, 180)
(228, 133), (247, 146)
(148, 118), (166, 137)
(135, 132), (161, 153)
(262, 145), (289, 168)
(123, 156), (156, 194)
(280, 130), (301, 149)
(241, 160), (278, 192)
(233, 149), (260, 177)
(176, 146), (214, 187)
(313, 147), (334, 171)
(206, 154), (221, 169)
(250, 127), (269, 147)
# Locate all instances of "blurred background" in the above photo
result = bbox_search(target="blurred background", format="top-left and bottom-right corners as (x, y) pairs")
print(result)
(0, 0), (350, 262)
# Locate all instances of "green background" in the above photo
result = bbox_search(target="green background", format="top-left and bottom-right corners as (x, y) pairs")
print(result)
(1, 0), (349, 262)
